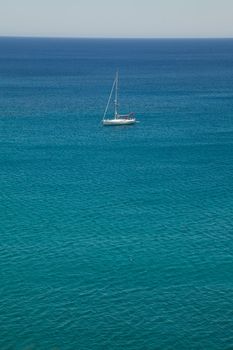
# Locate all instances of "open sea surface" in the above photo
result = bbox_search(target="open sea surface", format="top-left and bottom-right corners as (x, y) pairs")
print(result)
(1, 38), (233, 349)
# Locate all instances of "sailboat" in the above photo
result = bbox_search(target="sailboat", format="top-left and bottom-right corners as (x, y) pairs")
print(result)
(102, 72), (136, 126)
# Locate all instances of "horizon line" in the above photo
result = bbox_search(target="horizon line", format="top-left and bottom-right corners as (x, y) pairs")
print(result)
(0, 35), (233, 40)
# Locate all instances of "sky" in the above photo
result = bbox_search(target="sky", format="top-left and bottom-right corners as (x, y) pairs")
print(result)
(0, 0), (233, 38)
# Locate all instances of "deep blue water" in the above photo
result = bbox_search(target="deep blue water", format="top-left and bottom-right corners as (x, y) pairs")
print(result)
(1, 38), (233, 350)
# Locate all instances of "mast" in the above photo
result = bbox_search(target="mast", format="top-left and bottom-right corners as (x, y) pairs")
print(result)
(114, 71), (118, 119)
(103, 75), (116, 121)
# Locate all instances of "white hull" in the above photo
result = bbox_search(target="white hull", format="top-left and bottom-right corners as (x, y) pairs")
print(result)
(103, 118), (136, 126)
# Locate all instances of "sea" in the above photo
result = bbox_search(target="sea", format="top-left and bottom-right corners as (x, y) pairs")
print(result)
(1, 37), (233, 350)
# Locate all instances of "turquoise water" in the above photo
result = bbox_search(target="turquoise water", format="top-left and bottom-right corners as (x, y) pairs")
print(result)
(1, 38), (233, 349)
